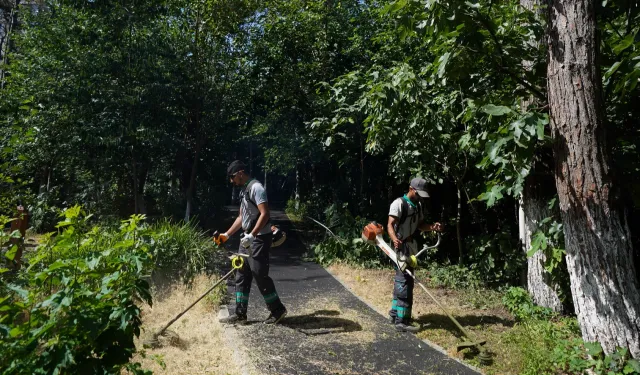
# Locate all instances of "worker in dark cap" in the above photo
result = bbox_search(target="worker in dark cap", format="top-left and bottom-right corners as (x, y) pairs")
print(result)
(387, 178), (442, 332)
(217, 160), (287, 325)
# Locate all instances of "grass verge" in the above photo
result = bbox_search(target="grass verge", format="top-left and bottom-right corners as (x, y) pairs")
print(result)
(132, 274), (242, 375)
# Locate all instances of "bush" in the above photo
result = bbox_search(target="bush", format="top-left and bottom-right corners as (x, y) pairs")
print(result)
(1, 207), (152, 375)
(551, 340), (640, 375)
(311, 204), (386, 268)
(465, 230), (525, 285)
(501, 287), (640, 375)
(285, 198), (308, 221)
(419, 262), (484, 290)
(502, 286), (554, 321)
(503, 316), (580, 375)
(148, 218), (213, 284)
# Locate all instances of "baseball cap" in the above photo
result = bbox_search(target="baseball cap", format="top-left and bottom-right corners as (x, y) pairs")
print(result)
(227, 160), (246, 177)
(410, 178), (430, 198)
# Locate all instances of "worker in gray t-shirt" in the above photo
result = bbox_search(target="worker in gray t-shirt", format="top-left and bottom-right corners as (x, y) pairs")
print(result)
(218, 160), (287, 325)
(387, 178), (442, 333)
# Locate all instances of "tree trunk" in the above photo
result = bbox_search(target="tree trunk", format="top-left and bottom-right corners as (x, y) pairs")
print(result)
(523, 184), (563, 312)
(456, 182), (463, 264)
(547, 0), (640, 357)
(295, 163), (301, 201)
(131, 157), (139, 214)
(184, 139), (202, 222)
(0, 3), (16, 89)
(519, 0), (564, 311)
(137, 161), (148, 215)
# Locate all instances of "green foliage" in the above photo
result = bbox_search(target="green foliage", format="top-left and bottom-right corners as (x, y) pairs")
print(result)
(499, 288), (640, 375)
(285, 199), (308, 222)
(0, 207), (153, 375)
(418, 263), (483, 290)
(502, 287), (554, 321)
(504, 316), (581, 375)
(148, 219), (214, 284)
(312, 204), (385, 268)
(27, 191), (61, 233)
(525, 198), (571, 302)
(506, 315), (640, 375)
(465, 230), (524, 285)
(551, 340), (640, 375)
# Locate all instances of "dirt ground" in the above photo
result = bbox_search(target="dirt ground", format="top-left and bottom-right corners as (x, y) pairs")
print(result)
(131, 274), (243, 375)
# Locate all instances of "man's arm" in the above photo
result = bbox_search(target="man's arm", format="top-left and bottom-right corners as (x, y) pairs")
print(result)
(251, 202), (270, 237)
(387, 215), (402, 249)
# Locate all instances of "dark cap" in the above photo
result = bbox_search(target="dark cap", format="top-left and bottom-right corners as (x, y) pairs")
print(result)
(410, 178), (430, 198)
(227, 160), (246, 177)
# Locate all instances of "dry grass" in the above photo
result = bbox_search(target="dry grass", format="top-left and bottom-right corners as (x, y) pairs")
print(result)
(131, 274), (243, 375)
(328, 263), (520, 375)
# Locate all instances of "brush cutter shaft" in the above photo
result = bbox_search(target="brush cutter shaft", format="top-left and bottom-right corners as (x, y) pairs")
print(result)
(155, 268), (235, 337)
(405, 269), (474, 340)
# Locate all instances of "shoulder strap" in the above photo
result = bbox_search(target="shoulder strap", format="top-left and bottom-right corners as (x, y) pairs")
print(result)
(243, 180), (260, 210)
(399, 198), (410, 225)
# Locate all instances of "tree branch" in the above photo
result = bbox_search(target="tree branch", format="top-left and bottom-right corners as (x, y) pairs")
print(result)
(475, 11), (546, 102)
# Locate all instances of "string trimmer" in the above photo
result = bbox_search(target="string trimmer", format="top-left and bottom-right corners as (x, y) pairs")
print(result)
(143, 232), (246, 349)
(362, 222), (492, 365)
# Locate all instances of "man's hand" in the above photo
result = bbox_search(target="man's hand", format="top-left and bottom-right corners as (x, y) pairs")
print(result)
(392, 238), (403, 249)
(397, 254), (408, 272)
(431, 222), (444, 232)
(213, 232), (229, 246)
(240, 233), (255, 249)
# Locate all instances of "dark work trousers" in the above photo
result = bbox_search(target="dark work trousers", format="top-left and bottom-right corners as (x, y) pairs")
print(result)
(388, 245), (415, 324)
(234, 233), (286, 316)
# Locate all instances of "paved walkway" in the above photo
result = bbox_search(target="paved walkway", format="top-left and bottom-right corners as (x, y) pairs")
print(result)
(219, 208), (480, 375)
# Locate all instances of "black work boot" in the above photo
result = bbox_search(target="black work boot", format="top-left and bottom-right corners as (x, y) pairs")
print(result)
(395, 321), (420, 333)
(219, 313), (247, 325)
(263, 308), (287, 325)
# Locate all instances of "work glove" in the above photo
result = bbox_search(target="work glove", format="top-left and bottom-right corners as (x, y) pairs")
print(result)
(213, 232), (229, 246)
(240, 233), (255, 249)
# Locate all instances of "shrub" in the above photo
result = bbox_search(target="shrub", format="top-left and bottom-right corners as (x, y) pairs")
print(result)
(0, 207), (153, 374)
(465, 230), (525, 285)
(311, 204), (386, 268)
(551, 340), (640, 375)
(502, 287), (554, 321)
(503, 316), (580, 375)
(148, 218), (213, 284)
(285, 198), (308, 221)
(419, 262), (484, 290)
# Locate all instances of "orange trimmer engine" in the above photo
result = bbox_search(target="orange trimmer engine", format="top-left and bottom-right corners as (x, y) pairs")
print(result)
(362, 222), (384, 243)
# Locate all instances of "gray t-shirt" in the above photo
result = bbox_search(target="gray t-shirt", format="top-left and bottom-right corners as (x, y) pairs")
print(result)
(389, 196), (424, 255)
(240, 179), (271, 235)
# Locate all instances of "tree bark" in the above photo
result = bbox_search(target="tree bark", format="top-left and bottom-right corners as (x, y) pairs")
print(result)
(0, 2), (17, 90)
(184, 138), (202, 222)
(295, 162), (301, 201)
(456, 182), (463, 264)
(523, 180), (563, 312)
(547, 0), (640, 357)
(519, 0), (564, 312)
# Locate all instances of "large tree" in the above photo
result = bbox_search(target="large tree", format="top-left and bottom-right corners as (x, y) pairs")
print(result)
(519, 0), (564, 312)
(547, 0), (640, 357)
